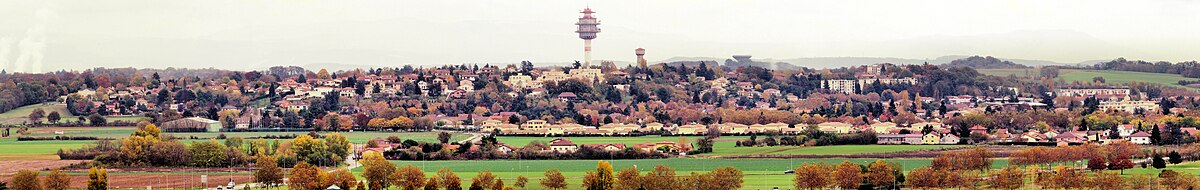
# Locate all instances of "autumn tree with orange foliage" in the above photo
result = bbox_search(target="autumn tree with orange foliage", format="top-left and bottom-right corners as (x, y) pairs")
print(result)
(905, 166), (938, 189)
(392, 164), (426, 190)
(1047, 165), (1084, 189)
(931, 147), (993, 171)
(988, 166), (1025, 190)
(866, 160), (896, 187)
(830, 161), (862, 189)
(1086, 171), (1124, 189)
(792, 162), (832, 190)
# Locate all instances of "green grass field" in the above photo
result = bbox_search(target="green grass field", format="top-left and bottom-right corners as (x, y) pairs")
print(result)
(0, 103), (74, 125)
(706, 144), (969, 156)
(168, 131), (470, 144)
(1117, 161), (1200, 177)
(0, 138), (90, 160)
(0, 125), (469, 160)
(353, 158), (1011, 190)
(0, 102), (152, 125)
(11, 125), (470, 144)
(495, 136), (712, 147)
(979, 68), (1200, 91)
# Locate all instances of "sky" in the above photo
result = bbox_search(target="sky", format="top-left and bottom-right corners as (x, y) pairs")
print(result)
(0, 0), (1197, 73)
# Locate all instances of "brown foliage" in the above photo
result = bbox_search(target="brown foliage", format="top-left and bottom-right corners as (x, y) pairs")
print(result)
(288, 162), (322, 190)
(471, 171), (496, 190)
(931, 147), (993, 171)
(865, 160), (896, 187)
(708, 167), (744, 190)
(1086, 171), (1124, 189)
(905, 166), (937, 189)
(987, 166), (1024, 190)
(614, 167), (641, 190)
(642, 165), (680, 190)
(391, 165), (426, 190)
(830, 161), (862, 189)
(43, 169), (71, 190)
(540, 169), (567, 190)
(792, 162), (832, 190)
(437, 168), (461, 190)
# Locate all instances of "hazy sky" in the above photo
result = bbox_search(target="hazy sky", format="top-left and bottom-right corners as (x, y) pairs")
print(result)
(0, 0), (1198, 72)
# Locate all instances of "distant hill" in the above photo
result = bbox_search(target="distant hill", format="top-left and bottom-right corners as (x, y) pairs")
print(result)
(942, 56), (1030, 69)
(656, 55), (1068, 69)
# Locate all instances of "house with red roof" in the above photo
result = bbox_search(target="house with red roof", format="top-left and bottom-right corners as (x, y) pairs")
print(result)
(1128, 131), (1152, 145)
(548, 138), (578, 153)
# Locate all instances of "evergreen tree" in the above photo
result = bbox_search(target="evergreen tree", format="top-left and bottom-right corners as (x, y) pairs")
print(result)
(1167, 151), (1183, 164)
(1152, 154), (1167, 169)
(1108, 124), (1120, 140)
(1151, 124), (1162, 145)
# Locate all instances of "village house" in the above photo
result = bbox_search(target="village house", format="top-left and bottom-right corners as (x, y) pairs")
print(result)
(876, 134), (906, 144)
(921, 133), (941, 144)
(940, 134), (960, 144)
(817, 122), (854, 134)
(582, 144), (626, 152)
(1128, 131), (1152, 145)
(548, 138), (578, 153)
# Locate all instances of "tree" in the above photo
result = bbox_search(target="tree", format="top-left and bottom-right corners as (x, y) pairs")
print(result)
(28, 108), (44, 124)
(423, 177), (440, 190)
(254, 155), (284, 188)
(793, 162), (831, 190)
(471, 171), (497, 190)
(830, 161), (862, 189)
(392, 165), (426, 190)
(317, 69), (331, 79)
(581, 171), (598, 190)
(1152, 154), (1167, 169)
(1049, 165), (1083, 189)
(709, 167), (744, 190)
(10, 169), (40, 190)
(87, 166), (107, 190)
(324, 169), (358, 190)
(190, 139), (229, 167)
(43, 169), (71, 190)
(588, 161), (615, 190)
(361, 151), (396, 189)
(1108, 158), (1136, 174)
(491, 179), (505, 190)
(1151, 125), (1162, 145)
(438, 168), (462, 190)
(438, 132), (452, 144)
(988, 166), (1025, 190)
(643, 165), (680, 190)
(905, 166), (937, 189)
(46, 111), (61, 124)
(1086, 171), (1124, 190)
(866, 160), (896, 187)
(1157, 170), (1197, 189)
(1128, 174), (1152, 189)
(87, 114), (106, 126)
(614, 167), (641, 190)
(289, 162), (322, 190)
(1086, 155), (1107, 171)
(1167, 151), (1183, 164)
(541, 169), (567, 190)
(514, 176), (528, 189)
(324, 132), (353, 162)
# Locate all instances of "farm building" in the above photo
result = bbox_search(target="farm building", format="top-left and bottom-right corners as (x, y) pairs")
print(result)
(160, 117), (221, 132)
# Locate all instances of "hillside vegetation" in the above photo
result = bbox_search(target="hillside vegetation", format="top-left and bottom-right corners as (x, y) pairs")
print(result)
(944, 56), (1029, 69)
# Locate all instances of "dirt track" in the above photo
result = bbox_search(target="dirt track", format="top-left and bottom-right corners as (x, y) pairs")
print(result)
(705, 146), (1021, 159)
(1, 174), (256, 189)
(0, 160), (88, 175)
